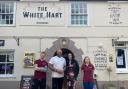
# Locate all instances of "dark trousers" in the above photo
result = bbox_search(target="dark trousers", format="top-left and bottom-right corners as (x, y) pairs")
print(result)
(52, 77), (64, 89)
(33, 78), (46, 89)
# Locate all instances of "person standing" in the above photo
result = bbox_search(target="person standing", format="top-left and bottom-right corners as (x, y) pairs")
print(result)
(33, 51), (48, 89)
(81, 56), (95, 89)
(49, 49), (66, 89)
(65, 53), (79, 89)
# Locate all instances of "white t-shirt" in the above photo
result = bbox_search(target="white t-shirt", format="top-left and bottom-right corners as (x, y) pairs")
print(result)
(49, 56), (66, 78)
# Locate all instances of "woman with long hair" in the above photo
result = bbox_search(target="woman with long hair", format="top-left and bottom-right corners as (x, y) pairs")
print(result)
(65, 53), (79, 89)
(81, 56), (95, 89)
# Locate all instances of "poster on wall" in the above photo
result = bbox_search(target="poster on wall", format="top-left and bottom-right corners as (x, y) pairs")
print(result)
(94, 2), (128, 26)
(24, 52), (35, 68)
(93, 48), (108, 70)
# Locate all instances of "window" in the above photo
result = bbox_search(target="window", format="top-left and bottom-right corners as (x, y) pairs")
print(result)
(0, 51), (14, 77)
(115, 41), (128, 73)
(71, 2), (88, 26)
(0, 2), (16, 26)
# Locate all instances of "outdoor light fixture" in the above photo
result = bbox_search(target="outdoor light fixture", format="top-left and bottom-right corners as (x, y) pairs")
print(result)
(109, 54), (113, 62)
(98, 43), (104, 48)
(62, 39), (66, 46)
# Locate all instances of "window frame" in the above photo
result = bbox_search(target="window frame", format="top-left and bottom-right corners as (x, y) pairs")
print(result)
(69, 1), (89, 26)
(0, 1), (16, 27)
(0, 50), (15, 78)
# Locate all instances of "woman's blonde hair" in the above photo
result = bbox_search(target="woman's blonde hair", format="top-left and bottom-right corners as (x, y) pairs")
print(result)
(83, 56), (91, 64)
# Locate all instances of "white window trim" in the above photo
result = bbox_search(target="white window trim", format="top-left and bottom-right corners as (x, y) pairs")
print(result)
(0, 2), (16, 27)
(116, 48), (128, 73)
(68, 1), (89, 27)
(0, 74), (16, 78)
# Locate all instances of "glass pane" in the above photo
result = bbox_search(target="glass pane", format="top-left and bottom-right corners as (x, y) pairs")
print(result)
(10, 6), (13, 13)
(6, 20), (9, 24)
(10, 20), (13, 24)
(71, 9), (75, 14)
(83, 16), (87, 19)
(71, 16), (75, 20)
(10, 14), (13, 20)
(2, 3), (5, 13)
(0, 3), (1, 9)
(75, 15), (78, 19)
(2, 20), (6, 24)
(6, 63), (14, 74)
(80, 20), (83, 24)
(80, 9), (83, 13)
(84, 8), (87, 13)
(6, 6), (9, 13)
(0, 63), (5, 74)
(6, 14), (9, 19)
(7, 54), (14, 62)
(2, 14), (5, 19)
(75, 9), (79, 13)
(71, 20), (74, 24)
(76, 20), (78, 24)
(0, 55), (6, 62)
(84, 20), (87, 25)
(0, 14), (2, 20)
(75, 4), (78, 9)
(0, 8), (1, 13)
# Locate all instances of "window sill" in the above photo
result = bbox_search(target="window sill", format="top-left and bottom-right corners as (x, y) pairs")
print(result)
(68, 25), (90, 27)
(0, 74), (16, 78)
(116, 69), (128, 74)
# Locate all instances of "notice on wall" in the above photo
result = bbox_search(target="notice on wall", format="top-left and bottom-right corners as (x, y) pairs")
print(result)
(94, 2), (128, 26)
(24, 52), (35, 68)
(93, 48), (108, 70)
(19, 3), (66, 26)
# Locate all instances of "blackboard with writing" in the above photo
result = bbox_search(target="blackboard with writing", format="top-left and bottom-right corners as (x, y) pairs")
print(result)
(20, 75), (34, 89)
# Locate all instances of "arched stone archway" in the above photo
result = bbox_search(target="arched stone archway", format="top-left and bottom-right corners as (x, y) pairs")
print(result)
(45, 37), (83, 61)
(45, 37), (84, 89)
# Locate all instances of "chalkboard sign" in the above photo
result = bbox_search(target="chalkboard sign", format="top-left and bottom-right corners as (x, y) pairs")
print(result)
(20, 75), (34, 89)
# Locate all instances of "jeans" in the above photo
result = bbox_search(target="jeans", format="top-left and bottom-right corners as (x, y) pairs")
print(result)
(33, 78), (46, 89)
(52, 77), (64, 89)
(83, 82), (94, 89)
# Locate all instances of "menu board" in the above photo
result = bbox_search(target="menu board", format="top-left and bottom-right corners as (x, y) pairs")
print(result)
(20, 75), (33, 89)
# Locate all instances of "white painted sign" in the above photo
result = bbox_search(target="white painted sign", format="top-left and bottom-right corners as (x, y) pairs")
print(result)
(94, 2), (128, 26)
(93, 48), (108, 70)
(20, 3), (66, 26)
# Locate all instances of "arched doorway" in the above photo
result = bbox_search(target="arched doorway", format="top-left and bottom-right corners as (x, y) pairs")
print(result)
(45, 37), (83, 89)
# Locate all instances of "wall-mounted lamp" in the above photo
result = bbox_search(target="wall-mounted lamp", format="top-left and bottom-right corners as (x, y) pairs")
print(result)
(109, 54), (113, 62)
(112, 37), (119, 46)
(62, 39), (66, 47)
(13, 36), (20, 46)
(98, 43), (104, 49)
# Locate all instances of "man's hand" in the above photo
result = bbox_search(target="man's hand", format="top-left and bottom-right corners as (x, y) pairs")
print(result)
(56, 69), (64, 74)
